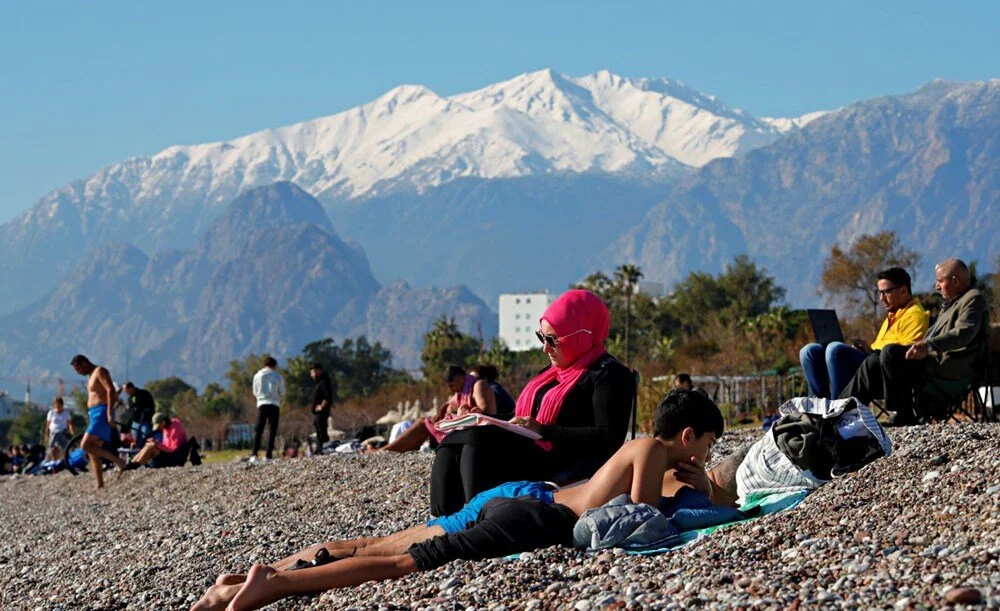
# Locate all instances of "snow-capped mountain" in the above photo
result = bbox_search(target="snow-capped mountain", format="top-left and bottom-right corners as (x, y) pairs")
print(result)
(0, 68), (817, 314)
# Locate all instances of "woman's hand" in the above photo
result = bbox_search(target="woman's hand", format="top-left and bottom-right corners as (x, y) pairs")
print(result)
(508, 416), (543, 434)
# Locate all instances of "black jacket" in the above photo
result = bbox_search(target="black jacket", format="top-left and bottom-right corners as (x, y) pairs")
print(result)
(128, 388), (156, 424)
(311, 373), (336, 413)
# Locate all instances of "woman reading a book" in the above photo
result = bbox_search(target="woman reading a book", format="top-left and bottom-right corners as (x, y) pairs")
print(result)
(372, 364), (512, 453)
(429, 289), (635, 516)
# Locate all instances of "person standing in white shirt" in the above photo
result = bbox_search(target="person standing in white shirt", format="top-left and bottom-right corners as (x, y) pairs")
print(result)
(45, 397), (75, 461)
(251, 357), (285, 461)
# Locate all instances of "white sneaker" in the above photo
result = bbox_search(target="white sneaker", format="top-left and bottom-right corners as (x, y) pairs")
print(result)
(248, 456), (259, 464)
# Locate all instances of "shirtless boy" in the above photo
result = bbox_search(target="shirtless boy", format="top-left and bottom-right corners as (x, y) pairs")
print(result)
(70, 354), (126, 488)
(191, 389), (723, 611)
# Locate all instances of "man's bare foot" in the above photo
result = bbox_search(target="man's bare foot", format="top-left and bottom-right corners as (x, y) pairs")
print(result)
(227, 564), (279, 611)
(190, 583), (242, 611)
(215, 573), (246, 586)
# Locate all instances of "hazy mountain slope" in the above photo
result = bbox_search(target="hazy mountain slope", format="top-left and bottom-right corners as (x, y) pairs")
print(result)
(0, 69), (806, 314)
(0, 184), (493, 387)
(605, 79), (1000, 304)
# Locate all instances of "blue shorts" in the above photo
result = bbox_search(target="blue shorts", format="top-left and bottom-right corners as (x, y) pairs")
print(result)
(85, 405), (112, 445)
(427, 481), (555, 534)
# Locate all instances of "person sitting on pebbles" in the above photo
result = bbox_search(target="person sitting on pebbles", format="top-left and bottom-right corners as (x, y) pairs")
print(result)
(120, 412), (188, 473)
(189, 389), (723, 611)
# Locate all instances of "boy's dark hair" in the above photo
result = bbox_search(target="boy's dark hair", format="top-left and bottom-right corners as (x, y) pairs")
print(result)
(653, 389), (724, 439)
(310, 362), (323, 371)
(876, 267), (912, 293)
(675, 373), (693, 385)
(264, 356), (278, 368)
(124, 381), (135, 390)
(445, 364), (467, 382)
(70, 354), (90, 367)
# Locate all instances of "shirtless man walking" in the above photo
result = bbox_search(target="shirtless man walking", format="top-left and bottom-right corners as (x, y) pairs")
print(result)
(70, 354), (126, 488)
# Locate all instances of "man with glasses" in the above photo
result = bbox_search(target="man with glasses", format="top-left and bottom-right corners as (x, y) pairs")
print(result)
(800, 267), (928, 398)
(840, 259), (987, 425)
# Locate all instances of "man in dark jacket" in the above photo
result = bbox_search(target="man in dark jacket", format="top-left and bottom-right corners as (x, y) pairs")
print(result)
(310, 363), (336, 453)
(123, 382), (156, 446)
(840, 258), (989, 424)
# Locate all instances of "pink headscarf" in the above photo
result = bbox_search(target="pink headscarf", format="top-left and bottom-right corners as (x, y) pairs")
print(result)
(515, 289), (611, 435)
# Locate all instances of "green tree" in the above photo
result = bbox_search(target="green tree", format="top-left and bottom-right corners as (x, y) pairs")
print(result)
(614, 264), (644, 366)
(290, 336), (407, 403)
(820, 231), (921, 324)
(658, 255), (785, 337)
(201, 383), (240, 419)
(420, 318), (481, 380)
(145, 377), (197, 415)
(8, 408), (46, 445)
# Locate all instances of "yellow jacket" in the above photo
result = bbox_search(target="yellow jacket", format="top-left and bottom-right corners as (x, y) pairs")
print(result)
(871, 300), (930, 350)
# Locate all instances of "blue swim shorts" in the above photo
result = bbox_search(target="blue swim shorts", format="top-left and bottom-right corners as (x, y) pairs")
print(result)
(85, 405), (112, 445)
(427, 480), (555, 534)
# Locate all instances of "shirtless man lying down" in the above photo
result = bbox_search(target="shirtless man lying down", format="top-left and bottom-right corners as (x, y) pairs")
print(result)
(191, 389), (723, 611)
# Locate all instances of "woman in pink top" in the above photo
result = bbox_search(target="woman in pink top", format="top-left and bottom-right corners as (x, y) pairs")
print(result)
(120, 413), (189, 473)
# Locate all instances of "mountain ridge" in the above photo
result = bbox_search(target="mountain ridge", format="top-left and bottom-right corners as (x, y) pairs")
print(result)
(0, 184), (495, 387)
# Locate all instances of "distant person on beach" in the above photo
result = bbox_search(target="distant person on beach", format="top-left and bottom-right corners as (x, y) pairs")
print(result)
(673, 373), (694, 390)
(801, 267), (928, 399)
(70, 354), (126, 488)
(121, 412), (189, 471)
(190, 390), (722, 611)
(309, 364), (336, 453)
(45, 397), (75, 461)
(251, 357), (285, 462)
(429, 289), (635, 516)
(373, 363), (514, 454)
(123, 382), (156, 447)
(840, 258), (988, 424)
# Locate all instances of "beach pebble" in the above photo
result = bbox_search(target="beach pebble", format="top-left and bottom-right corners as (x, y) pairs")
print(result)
(945, 587), (982, 604)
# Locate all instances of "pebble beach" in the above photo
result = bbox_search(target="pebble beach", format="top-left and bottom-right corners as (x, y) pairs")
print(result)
(2, 424), (998, 610)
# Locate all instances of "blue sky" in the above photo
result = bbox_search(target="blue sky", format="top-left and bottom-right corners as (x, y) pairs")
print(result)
(1, 0), (998, 222)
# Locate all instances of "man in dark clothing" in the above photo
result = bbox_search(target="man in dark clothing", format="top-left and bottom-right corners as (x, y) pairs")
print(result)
(310, 363), (336, 453)
(123, 382), (156, 446)
(840, 258), (989, 424)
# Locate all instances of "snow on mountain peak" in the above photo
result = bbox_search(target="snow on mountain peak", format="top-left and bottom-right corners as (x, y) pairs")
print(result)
(14, 69), (822, 242)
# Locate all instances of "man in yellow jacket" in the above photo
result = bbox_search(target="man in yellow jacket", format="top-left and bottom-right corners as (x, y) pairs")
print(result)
(800, 267), (928, 398)
(841, 259), (988, 425)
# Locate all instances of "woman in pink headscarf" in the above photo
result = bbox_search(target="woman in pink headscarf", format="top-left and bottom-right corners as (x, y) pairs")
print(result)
(429, 289), (636, 516)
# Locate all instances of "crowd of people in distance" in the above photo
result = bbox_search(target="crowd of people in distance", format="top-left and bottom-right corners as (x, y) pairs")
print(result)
(32, 254), (987, 610)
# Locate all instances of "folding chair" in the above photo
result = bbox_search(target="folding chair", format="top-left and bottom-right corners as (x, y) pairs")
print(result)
(915, 338), (995, 423)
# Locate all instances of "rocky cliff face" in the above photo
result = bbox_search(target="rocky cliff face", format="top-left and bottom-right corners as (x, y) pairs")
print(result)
(0, 183), (494, 387)
(604, 80), (1000, 304)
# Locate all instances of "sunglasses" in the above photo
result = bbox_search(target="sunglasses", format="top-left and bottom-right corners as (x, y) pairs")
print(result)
(535, 328), (592, 348)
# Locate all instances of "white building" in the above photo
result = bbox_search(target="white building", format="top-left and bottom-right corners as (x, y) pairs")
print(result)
(498, 292), (557, 351)
(637, 281), (665, 298)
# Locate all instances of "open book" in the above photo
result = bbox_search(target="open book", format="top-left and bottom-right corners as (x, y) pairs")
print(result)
(435, 413), (542, 440)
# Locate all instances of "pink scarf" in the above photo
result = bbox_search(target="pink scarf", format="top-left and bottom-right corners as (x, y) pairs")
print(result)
(515, 290), (611, 448)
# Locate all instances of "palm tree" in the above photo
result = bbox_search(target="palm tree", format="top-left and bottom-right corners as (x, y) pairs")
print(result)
(614, 264), (644, 365)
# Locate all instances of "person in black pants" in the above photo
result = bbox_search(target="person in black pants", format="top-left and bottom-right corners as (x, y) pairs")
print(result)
(309, 363), (336, 453)
(251, 357), (285, 461)
(430, 289), (635, 516)
(123, 382), (156, 446)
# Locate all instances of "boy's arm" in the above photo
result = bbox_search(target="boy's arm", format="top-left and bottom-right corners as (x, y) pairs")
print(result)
(629, 440), (671, 506)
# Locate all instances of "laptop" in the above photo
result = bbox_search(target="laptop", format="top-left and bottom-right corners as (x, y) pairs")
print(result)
(806, 309), (845, 346)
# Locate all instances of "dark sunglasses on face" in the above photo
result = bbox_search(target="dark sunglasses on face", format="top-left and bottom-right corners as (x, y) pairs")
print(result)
(535, 328), (592, 348)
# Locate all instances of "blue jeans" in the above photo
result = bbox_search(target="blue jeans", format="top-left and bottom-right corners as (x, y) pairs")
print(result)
(799, 342), (869, 399)
(132, 420), (153, 447)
